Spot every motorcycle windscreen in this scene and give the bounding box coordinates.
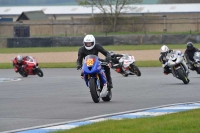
[194,52,200,62]
[83,55,101,74]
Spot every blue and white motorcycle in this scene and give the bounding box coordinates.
[82,55,112,103]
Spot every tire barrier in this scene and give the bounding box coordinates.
[6,35,200,47]
[7,37,114,47]
[115,35,198,45]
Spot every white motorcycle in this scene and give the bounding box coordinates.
[166,50,189,84]
[193,51,200,74]
[112,54,141,77]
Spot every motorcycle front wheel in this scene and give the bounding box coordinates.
[89,78,100,103]
[129,64,141,76]
[196,67,200,74]
[176,69,189,84]
[35,68,43,77]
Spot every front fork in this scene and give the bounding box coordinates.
[181,60,189,74]
[85,73,104,89]
[172,63,189,78]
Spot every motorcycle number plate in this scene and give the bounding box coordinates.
[86,59,94,66]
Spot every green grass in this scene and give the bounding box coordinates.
[0,61,161,69]
[0,63,76,69]
[51,108,200,133]
[1,44,200,53]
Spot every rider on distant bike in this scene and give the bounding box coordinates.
[13,55,36,72]
[159,45,173,75]
[184,42,200,71]
[109,51,129,76]
[13,55,26,72]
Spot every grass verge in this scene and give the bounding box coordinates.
[1,44,200,53]
[0,60,160,69]
[51,108,200,133]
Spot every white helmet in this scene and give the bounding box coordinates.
[160,45,169,56]
[160,45,169,53]
[16,55,23,63]
[83,34,95,50]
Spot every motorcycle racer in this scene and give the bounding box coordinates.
[13,55,27,72]
[76,34,113,90]
[184,42,200,71]
[109,51,129,76]
[159,45,173,75]
[13,55,37,73]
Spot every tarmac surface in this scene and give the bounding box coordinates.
[1,68,200,132]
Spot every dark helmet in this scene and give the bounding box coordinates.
[187,42,194,51]
[109,51,115,58]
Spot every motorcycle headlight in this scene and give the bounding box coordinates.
[172,58,177,62]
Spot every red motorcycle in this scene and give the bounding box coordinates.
[13,56,43,77]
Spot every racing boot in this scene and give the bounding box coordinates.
[107,82,113,91]
[163,66,171,75]
[14,67,19,73]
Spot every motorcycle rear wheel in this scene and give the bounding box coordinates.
[36,68,43,77]
[176,69,189,84]
[129,64,141,76]
[89,78,100,103]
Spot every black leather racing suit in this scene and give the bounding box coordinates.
[110,54,127,74]
[111,54,123,65]
[159,50,173,74]
[184,47,200,70]
[76,43,113,89]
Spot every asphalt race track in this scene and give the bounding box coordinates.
[1,68,200,132]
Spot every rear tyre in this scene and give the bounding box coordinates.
[129,64,141,76]
[36,68,43,77]
[176,69,189,84]
[102,90,112,102]
[89,78,100,103]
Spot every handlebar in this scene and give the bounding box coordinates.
[99,59,109,66]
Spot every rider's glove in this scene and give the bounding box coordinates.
[108,63,112,68]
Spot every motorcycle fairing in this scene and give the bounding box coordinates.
[83,55,107,87]
[193,52,200,67]
[119,54,135,68]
